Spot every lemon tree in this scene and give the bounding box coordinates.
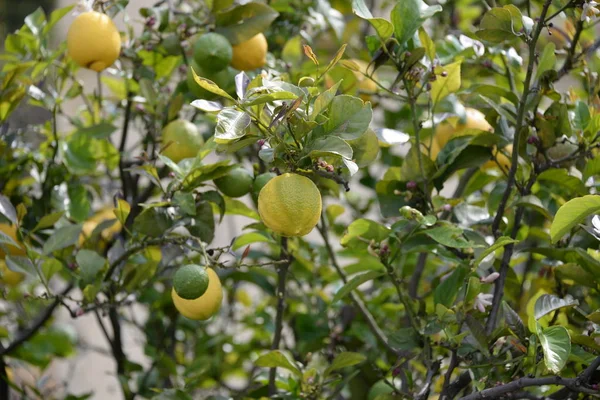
[1,0,600,399]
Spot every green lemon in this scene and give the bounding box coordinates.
[173,264,209,300]
[193,32,233,72]
[214,167,254,198]
[252,172,277,202]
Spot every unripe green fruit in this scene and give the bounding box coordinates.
[173,264,209,300]
[214,167,254,198]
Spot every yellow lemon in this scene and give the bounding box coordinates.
[430,108,494,160]
[258,173,322,237]
[230,33,268,71]
[67,11,121,72]
[161,119,203,163]
[482,144,513,170]
[0,260,24,286]
[0,223,25,258]
[171,267,223,320]
[79,208,122,247]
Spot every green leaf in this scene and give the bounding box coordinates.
[534,294,579,320]
[324,352,366,377]
[43,5,74,35]
[477,7,518,43]
[434,266,468,307]
[187,202,214,243]
[183,161,233,190]
[311,81,340,121]
[215,3,279,45]
[537,169,587,197]
[232,232,273,251]
[472,236,518,269]
[214,108,252,143]
[43,224,83,255]
[555,263,597,288]
[352,0,394,41]
[574,101,591,131]
[32,211,65,232]
[76,250,107,285]
[502,301,527,340]
[41,258,62,281]
[538,324,571,374]
[465,314,490,357]
[418,27,436,61]
[323,95,373,140]
[244,91,297,106]
[67,184,91,223]
[306,136,353,160]
[391,0,442,47]
[133,208,173,238]
[24,7,46,36]
[535,42,556,80]
[430,60,461,105]
[5,255,36,276]
[191,67,235,100]
[340,219,390,247]
[173,192,196,216]
[550,195,600,243]
[255,350,301,376]
[401,145,436,182]
[225,197,260,220]
[332,270,385,303]
[389,328,420,350]
[424,225,478,249]
[76,123,117,139]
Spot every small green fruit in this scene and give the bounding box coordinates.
[214,167,254,198]
[173,264,209,300]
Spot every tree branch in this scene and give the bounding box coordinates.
[0,284,73,356]
[318,216,402,355]
[458,372,599,400]
[119,95,133,202]
[490,0,553,238]
[268,237,292,396]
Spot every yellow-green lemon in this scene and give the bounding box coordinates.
[230,33,268,71]
[67,11,121,72]
[171,267,223,320]
[161,119,203,163]
[258,173,322,237]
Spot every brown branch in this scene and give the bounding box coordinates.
[0,284,73,356]
[268,237,293,395]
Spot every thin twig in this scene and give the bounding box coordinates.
[119,95,133,201]
[268,237,292,395]
[318,216,401,355]
[0,284,73,356]
[490,0,553,238]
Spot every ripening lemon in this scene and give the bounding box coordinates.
[0,260,24,286]
[67,11,121,72]
[429,108,494,160]
[258,173,322,237]
[230,33,268,71]
[171,267,223,320]
[482,144,513,170]
[79,208,122,247]
[161,119,204,163]
[0,223,26,258]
